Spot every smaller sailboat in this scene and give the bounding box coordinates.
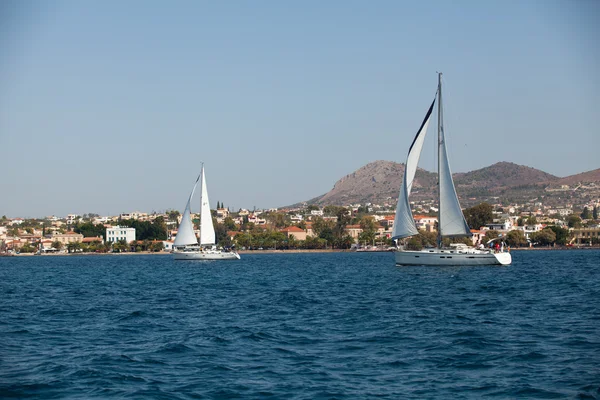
[172,164,240,261]
[392,73,511,266]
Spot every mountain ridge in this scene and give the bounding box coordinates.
[295,161,599,208]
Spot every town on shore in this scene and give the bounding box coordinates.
[2,194,599,256]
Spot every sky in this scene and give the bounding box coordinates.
[1,0,599,218]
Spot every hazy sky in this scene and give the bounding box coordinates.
[1,1,598,217]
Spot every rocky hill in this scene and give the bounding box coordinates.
[300,161,599,208]
[313,160,436,206]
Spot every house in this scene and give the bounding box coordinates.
[414,215,438,232]
[470,229,486,246]
[51,231,84,245]
[345,225,363,241]
[513,224,545,240]
[105,226,136,243]
[248,214,266,225]
[66,214,80,225]
[281,226,308,241]
[572,228,600,245]
[486,220,512,231]
[216,208,229,219]
[120,211,148,221]
[290,214,303,223]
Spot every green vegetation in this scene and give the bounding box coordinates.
[567,215,582,228]
[581,207,592,220]
[74,222,105,238]
[119,218,167,241]
[529,228,556,246]
[546,225,570,246]
[505,230,527,247]
[463,203,493,230]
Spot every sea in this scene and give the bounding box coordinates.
[1,250,599,399]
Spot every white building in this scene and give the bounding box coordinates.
[106,226,136,243]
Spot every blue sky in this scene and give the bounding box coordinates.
[1,0,598,217]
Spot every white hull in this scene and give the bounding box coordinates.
[173,250,240,261]
[395,248,511,266]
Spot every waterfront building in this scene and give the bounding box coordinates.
[106,226,136,243]
[281,226,308,241]
[51,231,84,245]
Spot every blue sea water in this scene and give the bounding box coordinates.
[1,250,599,399]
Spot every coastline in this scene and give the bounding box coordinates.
[2,246,598,257]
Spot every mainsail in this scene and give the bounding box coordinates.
[173,174,200,246]
[199,165,216,245]
[436,77,471,238]
[391,99,436,240]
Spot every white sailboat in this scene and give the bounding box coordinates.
[392,73,511,266]
[172,164,240,261]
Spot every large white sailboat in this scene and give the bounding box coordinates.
[172,164,240,261]
[392,73,511,266]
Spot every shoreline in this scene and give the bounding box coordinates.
[2,246,598,257]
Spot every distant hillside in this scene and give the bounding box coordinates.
[310,160,436,206]
[454,162,558,191]
[297,160,599,208]
[554,168,600,186]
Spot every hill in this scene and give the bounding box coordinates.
[311,160,435,206]
[554,168,600,186]
[298,161,599,208]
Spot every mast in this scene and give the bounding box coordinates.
[199,162,204,244]
[437,72,443,249]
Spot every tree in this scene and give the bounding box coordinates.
[223,217,237,231]
[112,239,128,252]
[74,222,105,238]
[336,234,355,249]
[20,243,36,253]
[358,230,376,245]
[581,207,592,220]
[505,230,527,247]
[67,242,81,253]
[464,203,494,230]
[359,216,377,232]
[51,240,63,250]
[593,207,598,220]
[214,222,232,247]
[266,212,287,228]
[530,228,556,246]
[483,230,500,244]
[119,219,167,240]
[546,225,570,246]
[323,205,345,216]
[567,215,582,228]
[167,210,180,222]
[406,235,423,250]
[311,216,334,237]
[333,208,352,244]
[526,216,537,225]
[151,241,164,252]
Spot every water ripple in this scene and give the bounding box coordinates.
[0,250,599,398]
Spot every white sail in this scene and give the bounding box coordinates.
[199,165,216,245]
[173,174,200,246]
[392,99,435,240]
[437,79,471,238]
